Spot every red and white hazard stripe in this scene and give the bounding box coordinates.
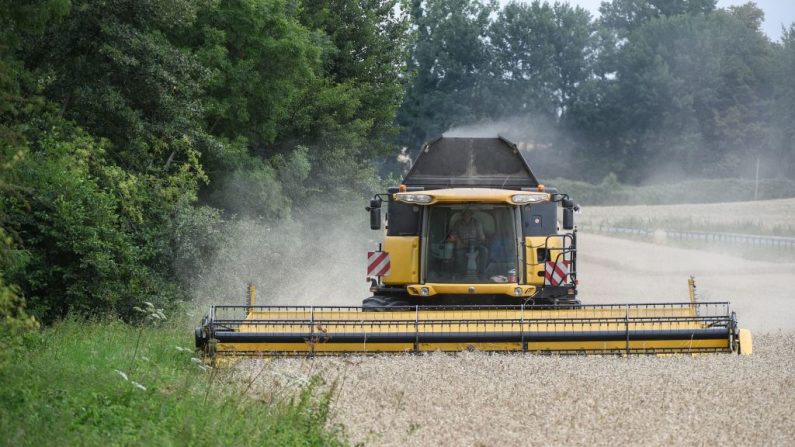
[367,251,391,277]
[544,260,570,286]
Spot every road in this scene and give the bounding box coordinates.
[577,233,795,332]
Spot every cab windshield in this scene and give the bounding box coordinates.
[425,204,518,284]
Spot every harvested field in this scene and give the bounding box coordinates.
[243,333,794,446]
[580,198,795,236]
[236,230,795,445]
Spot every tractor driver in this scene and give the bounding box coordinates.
[449,210,485,247]
[448,210,487,276]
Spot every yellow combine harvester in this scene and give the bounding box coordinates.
[195,137,752,357]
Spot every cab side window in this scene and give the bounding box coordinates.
[386,201,422,236]
[521,202,556,236]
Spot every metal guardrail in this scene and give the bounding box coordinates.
[579,224,795,249]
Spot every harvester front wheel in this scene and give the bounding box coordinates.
[362,295,413,311]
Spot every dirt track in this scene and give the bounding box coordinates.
[239,232,795,446]
[578,233,795,332]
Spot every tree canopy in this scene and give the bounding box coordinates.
[396,0,794,183]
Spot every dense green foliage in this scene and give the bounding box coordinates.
[0,0,406,324]
[0,317,344,446]
[398,0,795,184]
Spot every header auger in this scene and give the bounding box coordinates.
[195,137,752,357]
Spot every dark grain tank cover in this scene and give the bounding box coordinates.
[403,137,539,189]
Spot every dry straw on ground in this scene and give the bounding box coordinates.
[241,333,794,446]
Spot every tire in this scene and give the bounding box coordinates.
[362,295,413,311]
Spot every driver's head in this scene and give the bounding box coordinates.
[462,210,473,222]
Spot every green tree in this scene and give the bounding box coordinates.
[26,0,208,175]
[771,24,795,178]
[189,0,320,147]
[1,1,213,322]
[398,0,497,148]
[298,0,408,156]
[488,1,595,118]
[573,5,774,181]
[600,0,716,36]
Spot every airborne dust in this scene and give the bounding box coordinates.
[191,198,372,309]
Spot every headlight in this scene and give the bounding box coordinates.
[398,194,433,204]
[512,194,546,204]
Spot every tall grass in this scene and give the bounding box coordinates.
[0,317,345,446]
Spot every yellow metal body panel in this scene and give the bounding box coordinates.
[393,188,549,205]
[214,339,729,356]
[203,304,745,356]
[217,342,416,354]
[406,283,536,297]
[382,236,419,284]
[525,236,565,286]
[739,328,753,355]
[242,306,701,326]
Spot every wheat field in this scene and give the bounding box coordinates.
[236,202,795,446]
[242,332,793,446]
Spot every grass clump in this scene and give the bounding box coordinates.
[0,317,345,446]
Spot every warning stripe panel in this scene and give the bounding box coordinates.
[544,260,569,286]
[367,251,391,277]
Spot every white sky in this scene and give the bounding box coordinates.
[505,1,794,41]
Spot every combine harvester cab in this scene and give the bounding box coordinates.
[195,137,752,357]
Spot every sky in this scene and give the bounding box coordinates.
[510,1,795,42]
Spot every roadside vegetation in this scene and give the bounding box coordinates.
[0,316,345,446]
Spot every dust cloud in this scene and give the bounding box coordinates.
[577,233,795,332]
[443,116,560,151]
[191,200,375,310]
[576,200,795,332]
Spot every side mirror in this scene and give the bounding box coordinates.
[368,199,382,230]
[562,198,574,209]
[563,208,574,230]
